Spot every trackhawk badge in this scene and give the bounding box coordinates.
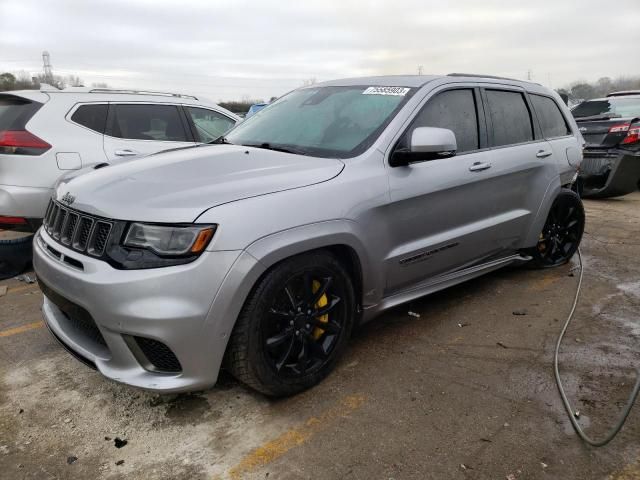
[61,192,76,206]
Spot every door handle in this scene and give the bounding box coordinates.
[468,162,492,172]
[536,150,553,158]
[114,149,139,157]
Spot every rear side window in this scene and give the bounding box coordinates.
[485,90,533,147]
[185,107,236,142]
[0,95,42,130]
[108,104,190,141]
[531,95,571,138]
[410,89,479,153]
[71,104,108,133]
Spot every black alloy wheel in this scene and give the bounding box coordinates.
[530,189,585,268]
[263,271,343,378]
[226,251,355,396]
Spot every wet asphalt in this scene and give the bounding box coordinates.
[1,193,639,480]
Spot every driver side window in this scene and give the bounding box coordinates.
[400,89,480,154]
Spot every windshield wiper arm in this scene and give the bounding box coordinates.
[245,143,308,156]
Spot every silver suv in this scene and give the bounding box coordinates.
[0,87,239,231]
[33,75,585,396]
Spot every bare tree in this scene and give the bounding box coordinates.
[561,75,640,101]
[65,75,83,87]
[0,72,16,91]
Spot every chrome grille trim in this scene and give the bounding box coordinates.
[73,217,95,251]
[42,200,114,258]
[87,221,112,256]
[61,213,79,245]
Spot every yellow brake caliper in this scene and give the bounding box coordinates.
[537,232,547,252]
[312,279,329,340]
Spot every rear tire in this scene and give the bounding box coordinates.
[528,189,585,269]
[0,233,33,280]
[226,251,355,397]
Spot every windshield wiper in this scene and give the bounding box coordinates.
[574,113,622,122]
[208,136,234,145]
[244,143,309,156]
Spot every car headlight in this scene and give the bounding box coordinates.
[124,223,216,256]
[104,223,217,270]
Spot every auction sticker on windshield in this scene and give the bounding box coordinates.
[363,87,410,96]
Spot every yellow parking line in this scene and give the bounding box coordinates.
[0,321,44,338]
[223,394,366,480]
[608,458,640,480]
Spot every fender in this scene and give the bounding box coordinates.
[245,219,382,310]
[523,176,562,247]
[199,220,382,381]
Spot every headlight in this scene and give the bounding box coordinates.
[124,223,216,256]
[104,223,217,270]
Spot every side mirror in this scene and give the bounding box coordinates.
[390,127,457,167]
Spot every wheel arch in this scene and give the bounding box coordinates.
[245,220,377,312]
[523,178,563,248]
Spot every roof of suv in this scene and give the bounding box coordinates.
[2,87,238,118]
[316,73,542,89]
[49,86,202,100]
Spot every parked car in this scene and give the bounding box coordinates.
[34,74,584,396]
[0,87,240,233]
[571,95,640,198]
[245,102,268,118]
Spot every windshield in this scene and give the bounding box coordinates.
[224,85,415,158]
[572,97,640,119]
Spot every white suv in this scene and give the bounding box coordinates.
[0,87,240,232]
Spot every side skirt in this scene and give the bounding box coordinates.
[360,253,531,323]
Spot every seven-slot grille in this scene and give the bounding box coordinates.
[43,200,113,257]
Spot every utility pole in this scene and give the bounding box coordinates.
[527,69,532,81]
[418,65,423,76]
[42,51,53,84]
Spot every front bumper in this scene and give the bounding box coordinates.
[0,184,52,231]
[33,227,260,393]
[579,150,640,198]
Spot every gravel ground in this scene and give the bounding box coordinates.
[1,193,639,480]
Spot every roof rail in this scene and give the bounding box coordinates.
[447,73,535,84]
[606,90,640,97]
[87,88,198,100]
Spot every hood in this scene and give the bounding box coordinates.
[54,145,344,223]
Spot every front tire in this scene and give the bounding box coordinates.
[528,189,585,268]
[226,251,356,397]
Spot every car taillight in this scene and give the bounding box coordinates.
[622,123,640,145]
[608,122,640,145]
[608,123,630,133]
[0,216,28,225]
[0,130,51,155]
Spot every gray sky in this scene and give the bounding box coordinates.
[1,0,639,101]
